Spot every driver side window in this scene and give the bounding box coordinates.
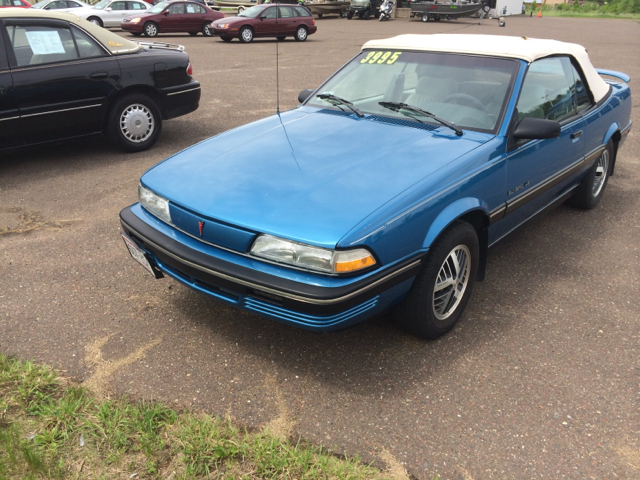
[169,3,185,13]
[262,7,277,19]
[517,56,578,123]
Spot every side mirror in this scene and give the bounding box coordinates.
[163,9,169,14]
[259,14,267,19]
[298,89,314,103]
[513,117,561,140]
[105,6,112,10]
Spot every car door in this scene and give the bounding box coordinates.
[254,6,277,36]
[0,24,22,149]
[102,0,129,27]
[184,3,206,32]
[497,56,586,237]
[5,20,121,145]
[277,6,296,35]
[164,2,187,31]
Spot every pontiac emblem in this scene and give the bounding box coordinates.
[198,221,205,237]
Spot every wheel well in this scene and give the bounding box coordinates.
[457,210,489,282]
[610,131,621,176]
[103,86,166,131]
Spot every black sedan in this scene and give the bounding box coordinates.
[0,9,200,152]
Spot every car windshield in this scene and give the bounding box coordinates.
[92,0,110,9]
[238,5,265,17]
[147,1,169,13]
[306,51,519,133]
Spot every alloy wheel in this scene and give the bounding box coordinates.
[591,149,609,197]
[432,245,471,321]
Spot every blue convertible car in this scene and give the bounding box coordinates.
[120,34,632,338]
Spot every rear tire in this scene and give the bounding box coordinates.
[144,22,158,37]
[346,9,353,18]
[363,8,370,19]
[237,5,244,12]
[294,25,307,41]
[393,221,479,339]
[202,22,213,36]
[108,94,162,153]
[276,35,286,41]
[340,8,346,17]
[189,32,198,36]
[316,12,323,17]
[569,140,614,209]
[239,26,253,43]
[421,13,429,21]
[131,32,142,36]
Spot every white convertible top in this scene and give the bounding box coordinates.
[363,34,610,102]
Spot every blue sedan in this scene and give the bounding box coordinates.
[120,34,632,339]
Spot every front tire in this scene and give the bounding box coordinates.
[363,8,370,19]
[294,25,307,41]
[87,16,103,27]
[393,221,479,339]
[421,13,430,21]
[108,94,162,153]
[239,26,253,43]
[276,35,286,41]
[144,22,158,37]
[346,9,353,18]
[131,32,142,36]
[202,22,213,36]
[220,35,233,42]
[569,140,614,209]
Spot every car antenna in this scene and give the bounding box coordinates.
[276,9,280,114]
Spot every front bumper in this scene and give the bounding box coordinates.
[120,205,422,331]
[121,22,143,33]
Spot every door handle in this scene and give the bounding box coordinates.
[571,130,583,139]
[90,71,109,79]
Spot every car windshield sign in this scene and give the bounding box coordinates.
[306,51,519,133]
[238,5,265,17]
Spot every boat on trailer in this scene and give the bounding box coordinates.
[409,0,490,21]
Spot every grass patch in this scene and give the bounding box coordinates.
[0,354,392,479]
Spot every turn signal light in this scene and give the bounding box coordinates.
[334,254,376,273]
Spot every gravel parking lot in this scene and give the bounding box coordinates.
[1,14,639,479]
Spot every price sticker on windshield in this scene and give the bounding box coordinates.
[360,51,402,65]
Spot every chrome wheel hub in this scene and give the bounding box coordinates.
[592,149,609,197]
[242,29,252,41]
[120,104,154,144]
[297,28,306,40]
[146,24,157,35]
[433,245,470,321]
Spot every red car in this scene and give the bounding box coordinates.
[0,0,31,7]
[121,0,223,37]
[210,4,316,43]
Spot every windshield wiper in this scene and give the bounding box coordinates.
[317,93,364,118]
[378,101,463,136]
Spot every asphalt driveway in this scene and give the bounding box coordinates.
[1,14,639,479]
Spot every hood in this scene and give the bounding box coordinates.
[141,108,489,249]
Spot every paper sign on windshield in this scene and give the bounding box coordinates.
[25,31,66,55]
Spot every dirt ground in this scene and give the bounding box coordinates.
[1,14,639,479]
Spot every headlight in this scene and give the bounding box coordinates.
[217,23,229,28]
[250,234,376,274]
[138,184,171,224]
[130,17,141,23]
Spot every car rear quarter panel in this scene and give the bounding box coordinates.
[581,82,632,155]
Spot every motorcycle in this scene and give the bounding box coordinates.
[378,0,393,20]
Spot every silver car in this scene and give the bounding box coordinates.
[74,0,150,27]
[31,0,91,12]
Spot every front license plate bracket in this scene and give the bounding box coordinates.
[121,233,164,279]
